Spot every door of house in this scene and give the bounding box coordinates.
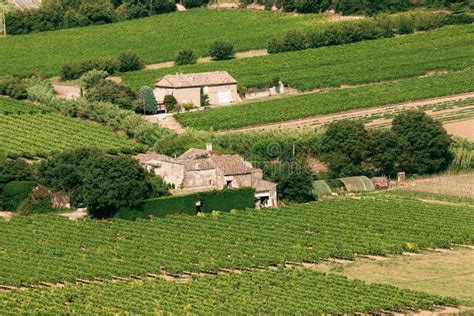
[217,91,232,104]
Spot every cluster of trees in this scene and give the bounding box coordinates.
[175,40,235,66]
[6,0,177,35]
[318,111,453,178]
[1,148,171,217]
[26,79,175,147]
[250,0,471,14]
[268,11,473,53]
[60,50,144,80]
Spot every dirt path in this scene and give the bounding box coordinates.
[59,208,87,221]
[146,49,268,70]
[0,211,14,222]
[144,113,186,133]
[224,92,474,133]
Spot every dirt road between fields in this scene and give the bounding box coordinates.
[224,92,474,133]
[13,0,38,9]
[146,49,268,70]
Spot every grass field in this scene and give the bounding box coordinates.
[0,196,472,286]
[0,9,327,77]
[0,98,143,157]
[0,269,458,314]
[175,69,474,130]
[316,247,474,307]
[123,25,474,90]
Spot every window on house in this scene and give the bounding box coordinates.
[226,180,233,188]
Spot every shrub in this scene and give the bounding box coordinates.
[182,0,210,8]
[16,187,53,215]
[394,15,415,35]
[175,49,198,66]
[164,95,178,112]
[138,86,158,115]
[209,40,235,61]
[79,70,109,90]
[182,102,195,112]
[445,13,473,25]
[2,181,36,211]
[0,77,29,100]
[281,30,308,51]
[118,50,145,72]
[267,37,285,53]
[84,80,137,110]
[78,2,118,25]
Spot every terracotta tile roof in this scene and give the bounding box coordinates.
[134,153,177,165]
[178,148,209,160]
[181,159,216,171]
[155,71,237,88]
[209,155,254,175]
[254,179,277,193]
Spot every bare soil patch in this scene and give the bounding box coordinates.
[401,172,474,199]
[312,247,474,307]
[59,208,87,221]
[443,119,474,141]
[0,211,14,221]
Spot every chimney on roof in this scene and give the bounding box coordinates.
[206,143,213,152]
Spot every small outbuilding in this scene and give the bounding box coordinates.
[154,71,240,108]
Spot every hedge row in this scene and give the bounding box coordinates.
[60,50,144,80]
[115,187,256,220]
[268,12,473,53]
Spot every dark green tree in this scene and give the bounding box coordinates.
[209,40,235,61]
[368,129,400,176]
[266,160,315,203]
[320,119,371,177]
[138,86,158,114]
[118,50,145,72]
[392,111,453,175]
[163,94,178,112]
[81,155,150,218]
[85,80,137,110]
[175,48,198,66]
[38,148,102,206]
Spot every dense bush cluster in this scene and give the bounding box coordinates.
[37,147,170,218]
[116,187,255,219]
[0,72,42,100]
[209,40,235,61]
[268,11,473,53]
[255,0,471,14]
[6,0,176,35]
[26,79,175,147]
[60,50,144,80]
[319,111,453,177]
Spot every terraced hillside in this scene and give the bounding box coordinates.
[0,269,458,314]
[124,25,474,90]
[175,70,474,130]
[0,197,472,286]
[0,9,326,76]
[0,98,144,157]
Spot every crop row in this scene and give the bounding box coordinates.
[0,113,144,157]
[0,97,50,114]
[124,25,474,91]
[0,197,472,286]
[0,9,326,77]
[0,269,457,314]
[175,69,474,130]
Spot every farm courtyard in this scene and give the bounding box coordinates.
[0,0,473,314]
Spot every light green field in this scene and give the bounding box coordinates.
[0,269,458,314]
[0,9,327,76]
[123,25,474,90]
[0,98,143,157]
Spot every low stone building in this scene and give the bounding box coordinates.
[135,146,277,208]
[154,71,240,108]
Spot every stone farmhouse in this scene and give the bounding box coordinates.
[135,146,277,208]
[154,71,240,109]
